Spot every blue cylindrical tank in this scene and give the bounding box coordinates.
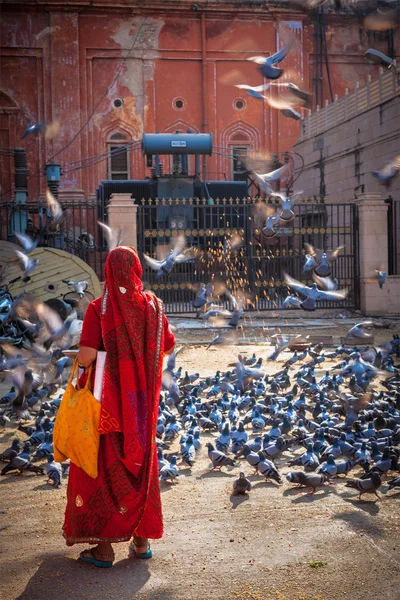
[142,133,212,155]
[45,163,61,182]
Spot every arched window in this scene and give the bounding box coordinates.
[107,131,130,180]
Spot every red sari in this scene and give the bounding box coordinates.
[63,247,175,545]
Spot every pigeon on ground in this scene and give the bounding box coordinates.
[347,322,373,339]
[45,454,62,488]
[0,438,21,462]
[232,471,252,494]
[206,442,236,470]
[159,455,179,483]
[1,450,44,476]
[387,476,400,492]
[345,472,382,501]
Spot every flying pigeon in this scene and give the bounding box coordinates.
[248,40,294,80]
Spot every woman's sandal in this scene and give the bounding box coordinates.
[79,548,114,568]
[129,540,153,559]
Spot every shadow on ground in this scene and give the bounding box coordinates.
[16,553,152,600]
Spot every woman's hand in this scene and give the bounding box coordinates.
[78,346,98,368]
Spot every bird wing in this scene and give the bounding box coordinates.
[247,56,267,65]
[327,245,345,261]
[15,232,36,253]
[268,40,294,65]
[312,273,337,291]
[143,254,163,270]
[304,243,317,258]
[98,221,123,250]
[170,234,186,259]
[315,288,348,301]
[255,164,288,183]
[235,83,270,92]
[175,248,196,263]
[14,250,29,270]
[36,301,63,334]
[46,189,62,218]
[283,273,312,296]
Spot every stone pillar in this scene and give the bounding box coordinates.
[107,193,138,249]
[354,193,388,314]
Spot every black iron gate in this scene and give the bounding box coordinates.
[137,196,359,312]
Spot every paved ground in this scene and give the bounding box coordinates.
[1,315,400,600]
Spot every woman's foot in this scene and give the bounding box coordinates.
[129,536,152,559]
[79,544,115,567]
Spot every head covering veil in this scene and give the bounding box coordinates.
[99,247,164,486]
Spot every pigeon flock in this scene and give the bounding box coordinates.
[156,335,400,499]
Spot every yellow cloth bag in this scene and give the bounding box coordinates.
[53,359,101,479]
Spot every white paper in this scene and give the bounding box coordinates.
[93,351,107,403]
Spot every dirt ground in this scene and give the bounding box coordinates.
[1,314,400,600]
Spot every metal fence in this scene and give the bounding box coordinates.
[137,197,359,313]
[0,198,107,280]
[1,196,359,313]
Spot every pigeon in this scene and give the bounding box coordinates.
[232,471,252,494]
[281,107,302,120]
[234,82,271,100]
[262,212,281,238]
[304,243,344,278]
[387,476,400,492]
[45,189,69,230]
[159,455,179,483]
[98,222,123,251]
[297,471,329,495]
[303,254,317,273]
[248,40,294,80]
[15,233,38,254]
[13,250,39,282]
[192,284,212,310]
[270,190,302,222]
[372,155,400,188]
[282,295,302,309]
[347,322,373,339]
[284,274,348,311]
[345,472,382,501]
[257,458,282,483]
[21,120,60,140]
[62,279,89,298]
[206,442,236,470]
[253,165,288,195]
[0,438,21,462]
[21,121,45,139]
[45,454,62,488]
[312,273,339,292]
[375,270,387,289]
[1,450,44,476]
[143,235,195,278]
[207,331,237,350]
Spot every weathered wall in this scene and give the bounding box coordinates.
[293,72,400,275]
[293,95,400,200]
[0,0,399,203]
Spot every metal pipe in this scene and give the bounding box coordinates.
[201,11,208,179]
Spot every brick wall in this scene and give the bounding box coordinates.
[293,77,400,274]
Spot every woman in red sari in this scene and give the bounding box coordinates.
[63,246,175,567]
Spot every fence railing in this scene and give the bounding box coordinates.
[300,65,399,141]
[0,198,107,280]
[1,195,360,311]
